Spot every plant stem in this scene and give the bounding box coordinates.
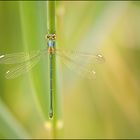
[47,1,57,138]
[47,1,56,34]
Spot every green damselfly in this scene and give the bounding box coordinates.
[0,34,105,118]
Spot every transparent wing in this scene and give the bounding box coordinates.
[5,55,41,79]
[56,51,96,80]
[56,48,105,64]
[0,50,42,64]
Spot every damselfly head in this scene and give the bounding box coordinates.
[45,34,56,40]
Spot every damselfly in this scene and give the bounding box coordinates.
[0,34,105,118]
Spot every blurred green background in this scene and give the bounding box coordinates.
[0,1,140,139]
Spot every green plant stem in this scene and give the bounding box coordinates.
[47,1,56,34]
[47,1,57,138]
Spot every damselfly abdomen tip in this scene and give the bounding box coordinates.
[49,110,53,119]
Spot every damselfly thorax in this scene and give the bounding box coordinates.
[47,44,55,55]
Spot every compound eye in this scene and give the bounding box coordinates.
[52,34,56,40]
[45,34,50,40]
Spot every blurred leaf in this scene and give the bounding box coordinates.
[0,99,30,138]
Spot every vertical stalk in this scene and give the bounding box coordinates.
[47,1,55,34]
[47,1,57,138]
